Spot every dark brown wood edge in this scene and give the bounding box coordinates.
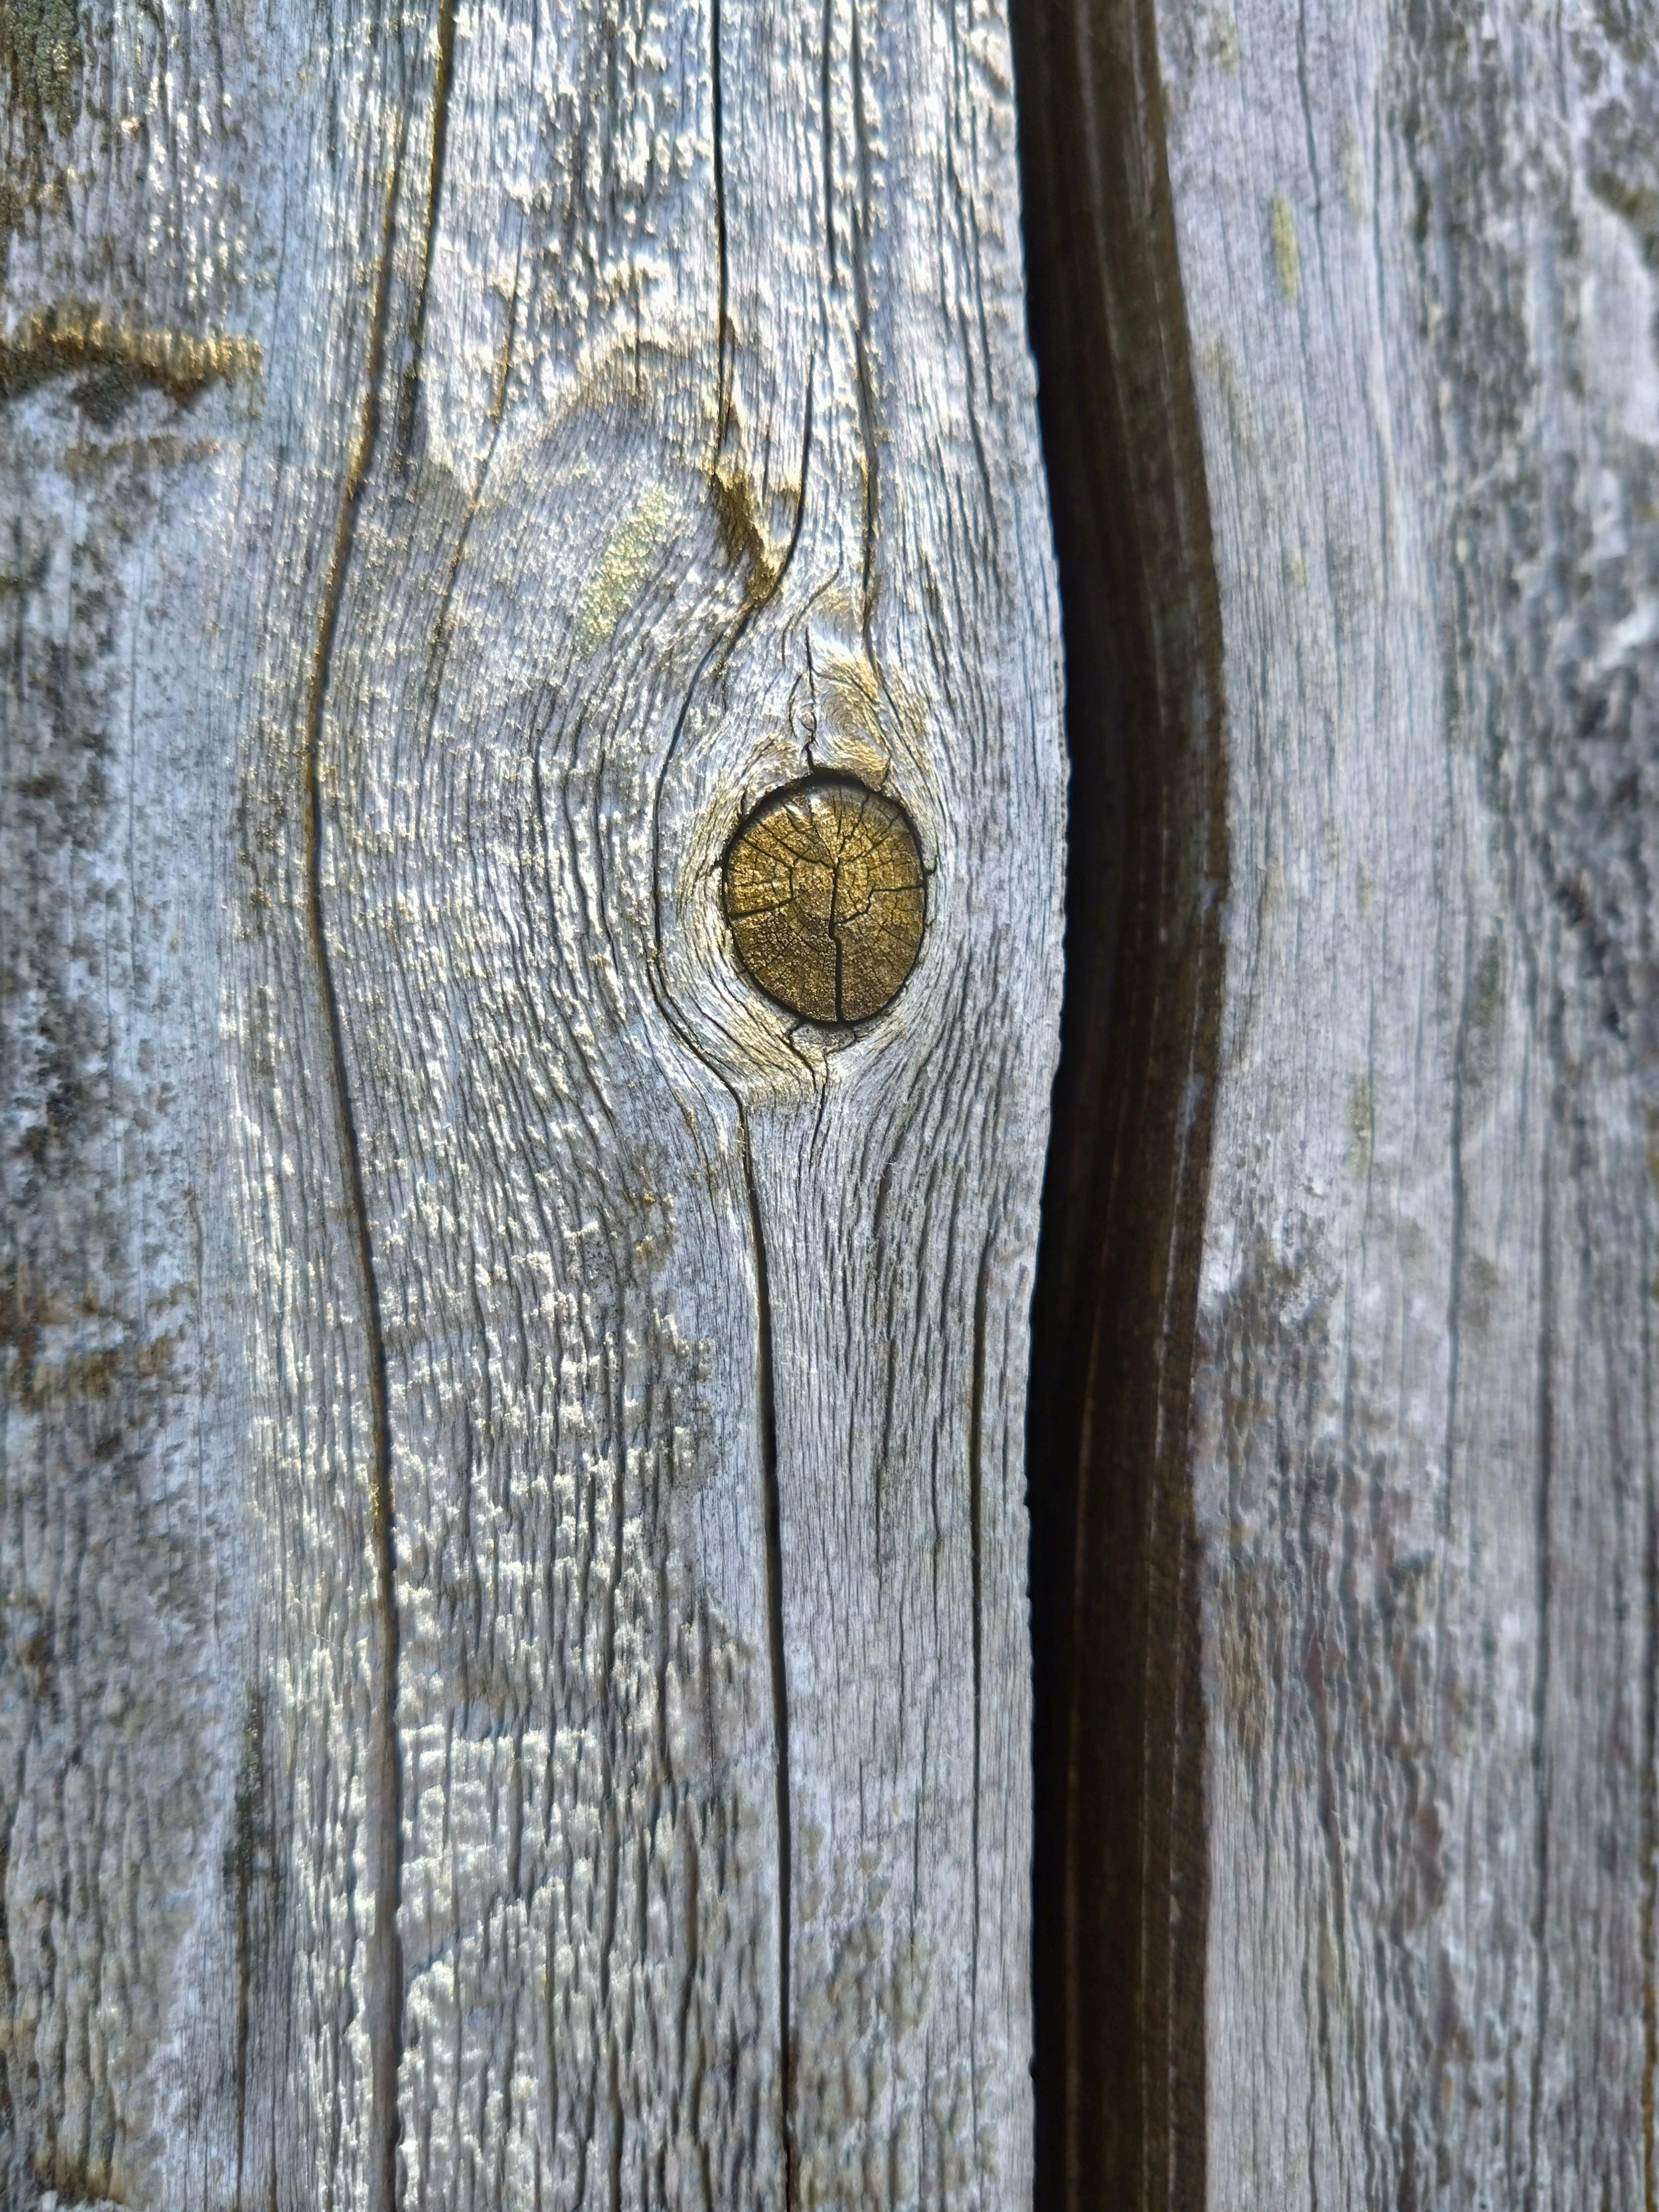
[1010,0,1228,2200]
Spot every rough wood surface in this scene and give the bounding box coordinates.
[1146,0,1659,2199]
[0,1,1064,2205]
[1016,0,1659,2194]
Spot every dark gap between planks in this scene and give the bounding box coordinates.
[1010,0,1227,2201]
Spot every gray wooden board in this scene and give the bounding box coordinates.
[0,1,1063,2207]
[2,7,411,2206]
[1149,0,1659,2198]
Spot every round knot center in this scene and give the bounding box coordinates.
[722,775,926,1024]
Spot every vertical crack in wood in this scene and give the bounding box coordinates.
[1161,1449,1204,2206]
[738,1114,794,2212]
[967,1239,991,2139]
[1443,914,1471,1557]
[398,0,459,455]
[1645,1138,1658,2212]
[1527,1129,1557,2208]
[0,1822,13,2178]
[648,773,798,2201]
[648,291,817,2212]
[845,2,880,661]
[1430,906,1475,2193]
[231,1682,266,2212]
[710,0,730,439]
[422,244,522,714]
[301,121,412,2212]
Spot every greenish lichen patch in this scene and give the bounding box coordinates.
[1347,1069,1374,1177]
[0,0,82,150]
[1205,13,1240,70]
[0,0,81,251]
[1339,127,1366,218]
[1586,92,1659,270]
[574,482,674,655]
[13,1327,177,1408]
[1270,191,1300,301]
[1463,925,1504,1100]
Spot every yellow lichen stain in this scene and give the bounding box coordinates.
[38,2144,133,2208]
[815,654,885,745]
[35,2152,128,2208]
[1339,127,1366,218]
[17,1328,177,1408]
[1347,1070,1374,1179]
[64,435,221,484]
[1270,192,1300,302]
[0,1270,66,1344]
[631,1184,677,1268]
[1205,12,1241,69]
[804,652,908,790]
[1,0,82,148]
[574,482,674,657]
[0,299,263,405]
[1201,334,1261,462]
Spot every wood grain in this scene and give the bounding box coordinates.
[2,6,416,2204]
[1017,0,1659,2194]
[1,0,1063,2206]
[1146,0,1659,2198]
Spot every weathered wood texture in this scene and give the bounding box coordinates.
[1023,0,1659,2198]
[0,0,1064,2204]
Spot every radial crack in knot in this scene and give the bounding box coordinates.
[723,773,926,1023]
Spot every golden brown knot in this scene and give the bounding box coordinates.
[722,775,926,1024]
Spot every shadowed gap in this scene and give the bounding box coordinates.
[1010,0,1227,2200]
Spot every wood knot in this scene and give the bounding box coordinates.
[722,774,925,1024]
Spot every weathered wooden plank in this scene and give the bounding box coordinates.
[317,0,1063,2198]
[2,0,1063,2206]
[1137,0,1659,2199]
[1016,0,1658,2193]
[2,6,421,2206]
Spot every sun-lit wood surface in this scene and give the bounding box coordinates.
[0,0,1063,2203]
[1018,0,1659,2200]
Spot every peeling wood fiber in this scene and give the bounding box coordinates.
[0,1,1063,2209]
